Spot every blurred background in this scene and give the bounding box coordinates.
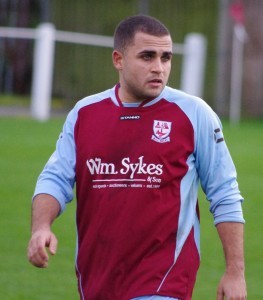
[0,0,263,119]
[0,1,262,299]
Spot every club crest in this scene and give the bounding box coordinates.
[152,120,172,143]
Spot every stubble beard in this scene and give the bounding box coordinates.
[126,81,164,103]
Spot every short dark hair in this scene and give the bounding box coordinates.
[114,15,171,52]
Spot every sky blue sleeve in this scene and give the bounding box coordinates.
[33,107,78,213]
[194,103,244,225]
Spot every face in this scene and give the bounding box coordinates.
[113,32,173,103]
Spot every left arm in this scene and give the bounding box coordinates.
[216,222,246,300]
[194,102,246,299]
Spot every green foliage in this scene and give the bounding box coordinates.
[0,117,262,299]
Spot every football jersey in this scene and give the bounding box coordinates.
[34,84,244,300]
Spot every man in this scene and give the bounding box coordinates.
[27,15,246,300]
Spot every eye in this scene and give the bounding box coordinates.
[161,54,172,62]
[142,53,153,61]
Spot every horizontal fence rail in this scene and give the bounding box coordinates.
[0,23,206,121]
[0,27,36,39]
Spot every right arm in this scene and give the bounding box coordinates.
[27,194,61,268]
[27,109,78,268]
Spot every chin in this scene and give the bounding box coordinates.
[148,87,164,98]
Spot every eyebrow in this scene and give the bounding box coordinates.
[138,50,173,56]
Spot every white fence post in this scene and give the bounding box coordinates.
[30,23,55,121]
[0,24,206,119]
[229,24,247,124]
[180,33,207,98]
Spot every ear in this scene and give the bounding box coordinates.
[112,50,123,71]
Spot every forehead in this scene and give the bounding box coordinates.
[130,32,172,53]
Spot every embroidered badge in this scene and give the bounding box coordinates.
[151,120,172,143]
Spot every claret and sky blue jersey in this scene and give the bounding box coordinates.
[34,84,244,300]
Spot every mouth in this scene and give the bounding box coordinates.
[148,79,163,87]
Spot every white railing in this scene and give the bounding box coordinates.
[0,23,207,121]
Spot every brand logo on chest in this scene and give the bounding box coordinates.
[151,120,172,143]
[120,115,141,120]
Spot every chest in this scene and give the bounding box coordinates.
[74,99,194,182]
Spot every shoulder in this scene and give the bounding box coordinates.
[64,86,116,126]
[162,87,218,122]
[162,86,212,112]
[75,87,115,111]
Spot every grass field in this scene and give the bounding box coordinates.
[0,116,262,299]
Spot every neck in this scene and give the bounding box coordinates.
[115,83,161,108]
[118,85,144,104]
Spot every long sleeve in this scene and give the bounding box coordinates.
[194,104,244,225]
[33,108,78,213]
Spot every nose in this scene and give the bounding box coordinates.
[151,58,163,74]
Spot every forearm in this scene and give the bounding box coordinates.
[28,194,61,268]
[216,222,246,299]
[216,222,245,273]
[31,194,61,233]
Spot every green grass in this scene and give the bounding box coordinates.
[0,93,67,110]
[0,116,262,299]
[194,119,263,299]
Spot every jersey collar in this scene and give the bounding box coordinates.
[114,83,160,108]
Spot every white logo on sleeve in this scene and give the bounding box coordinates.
[152,120,172,143]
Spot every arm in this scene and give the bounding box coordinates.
[27,194,61,268]
[216,222,246,300]
[193,104,246,298]
[27,109,77,268]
